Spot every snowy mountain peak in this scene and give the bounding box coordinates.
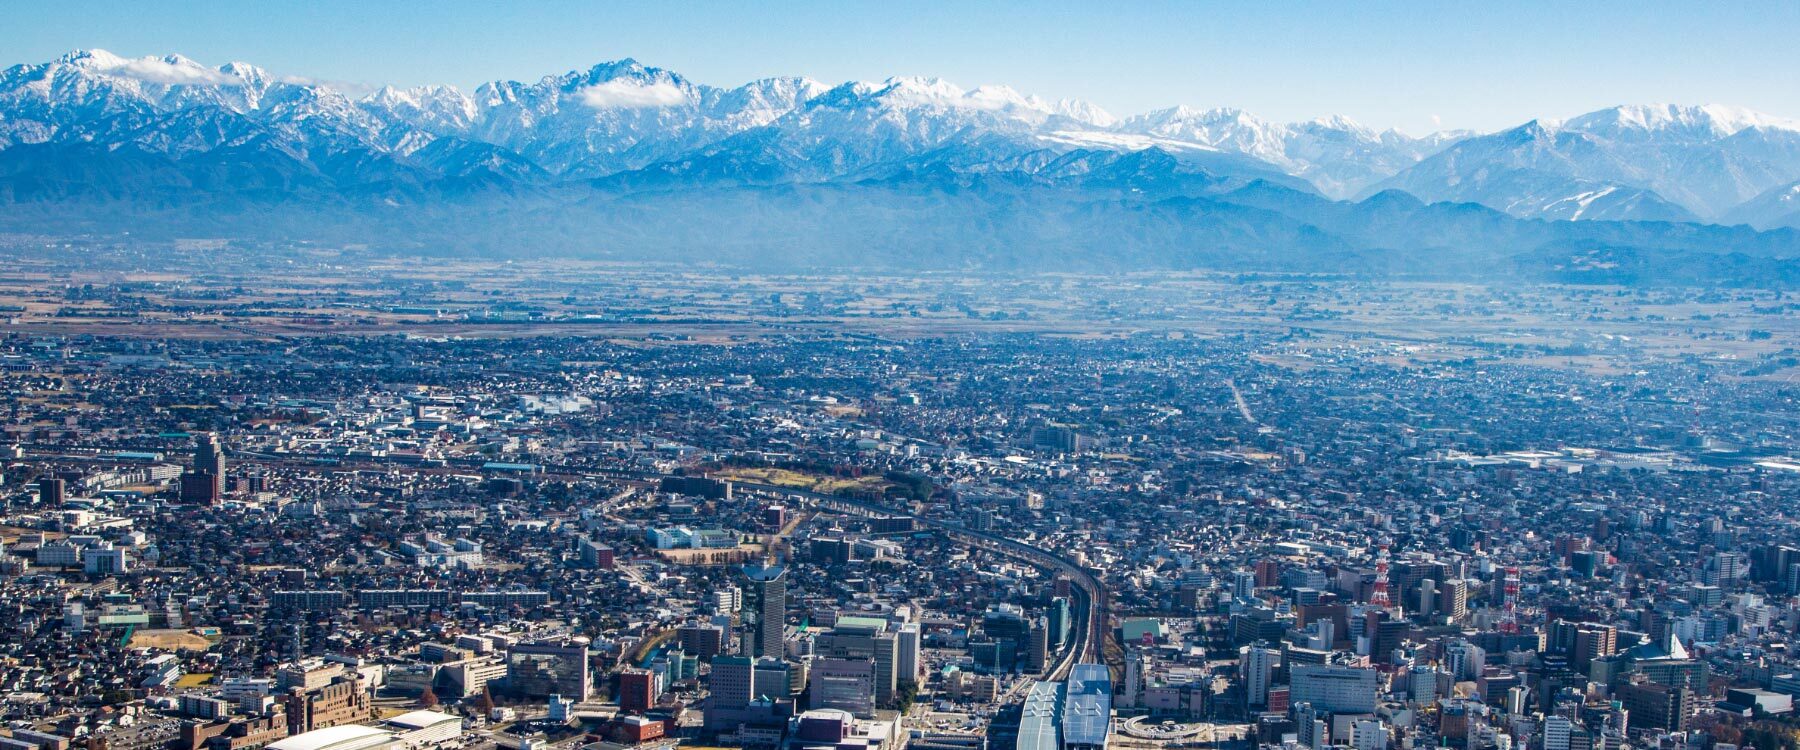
[362,84,478,122]
[1559,103,1800,138]
[61,48,240,87]
[1304,114,1370,133]
[0,50,1467,200]
[218,61,272,87]
[1374,103,1800,222]
[1508,119,1553,139]
[574,58,687,88]
[783,75,1112,134]
[875,76,969,105]
[56,48,130,69]
[1132,105,1239,127]
[1052,99,1117,128]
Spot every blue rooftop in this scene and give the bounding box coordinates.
[481,462,540,472]
[1061,664,1112,749]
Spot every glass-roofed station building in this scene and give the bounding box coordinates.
[1018,664,1113,750]
[1017,681,1062,750]
[1062,664,1113,750]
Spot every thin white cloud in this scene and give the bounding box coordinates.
[578,79,688,109]
[111,58,242,87]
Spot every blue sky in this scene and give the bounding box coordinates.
[6,0,1797,134]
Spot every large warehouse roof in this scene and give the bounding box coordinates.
[268,725,395,750]
[382,710,461,731]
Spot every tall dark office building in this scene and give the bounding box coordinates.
[1368,611,1409,665]
[743,561,787,658]
[180,472,221,505]
[195,433,226,497]
[1618,680,1694,731]
[181,433,227,504]
[1550,621,1618,673]
[37,477,65,505]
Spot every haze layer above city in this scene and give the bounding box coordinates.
[1,9,1798,750]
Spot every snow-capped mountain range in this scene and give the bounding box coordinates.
[1369,104,1800,225]
[4,49,1800,236]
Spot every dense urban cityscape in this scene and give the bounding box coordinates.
[0,247,1796,750]
[7,5,1800,750]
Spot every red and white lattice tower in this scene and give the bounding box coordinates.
[1499,566,1521,633]
[1370,544,1393,609]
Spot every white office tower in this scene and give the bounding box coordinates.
[1307,619,1335,650]
[1242,646,1279,708]
[1704,551,1748,586]
[1410,665,1439,703]
[714,587,742,616]
[896,623,922,684]
[1290,664,1379,714]
[1295,702,1325,750]
[1446,640,1486,681]
[1544,716,1574,750]
[84,545,130,575]
[1352,720,1388,750]
[1233,570,1257,600]
[1505,685,1531,716]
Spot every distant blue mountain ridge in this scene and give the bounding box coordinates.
[1,50,1797,284]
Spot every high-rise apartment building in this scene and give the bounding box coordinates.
[1241,646,1279,708]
